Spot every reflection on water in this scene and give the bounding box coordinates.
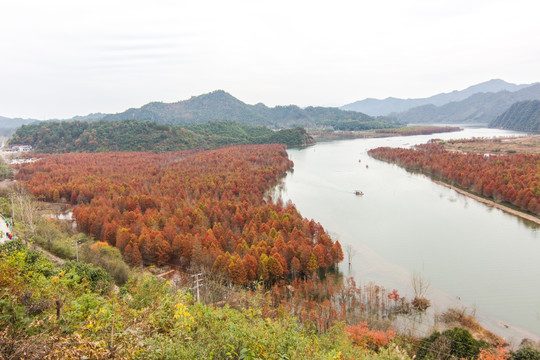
[275,127,540,340]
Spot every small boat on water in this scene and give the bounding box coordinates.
[354,190,364,196]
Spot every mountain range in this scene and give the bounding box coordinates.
[98,90,397,130]
[3,80,540,132]
[341,79,535,116]
[1,90,397,132]
[0,117,36,128]
[392,83,540,124]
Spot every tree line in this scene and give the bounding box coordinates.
[369,142,540,215]
[8,120,314,153]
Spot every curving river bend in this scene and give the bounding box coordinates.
[275,127,540,343]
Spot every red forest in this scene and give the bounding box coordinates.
[369,143,540,215]
[16,145,344,285]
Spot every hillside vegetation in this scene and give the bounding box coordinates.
[8,120,314,153]
[100,90,401,130]
[489,100,540,132]
[0,239,395,359]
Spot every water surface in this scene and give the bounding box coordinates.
[276,127,540,340]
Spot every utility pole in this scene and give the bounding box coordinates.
[75,239,83,261]
[191,273,203,302]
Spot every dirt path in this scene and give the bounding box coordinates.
[31,243,66,265]
[433,179,540,225]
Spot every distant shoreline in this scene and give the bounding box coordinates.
[433,179,540,226]
[310,125,462,142]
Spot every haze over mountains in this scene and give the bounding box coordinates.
[341,79,536,116]
[2,80,540,133]
[98,90,396,129]
[1,90,398,134]
[392,83,540,124]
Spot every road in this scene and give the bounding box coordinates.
[0,215,12,244]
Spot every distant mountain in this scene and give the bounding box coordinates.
[341,79,535,116]
[0,117,39,137]
[0,116,37,129]
[489,100,540,133]
[67,113,107,122]
[2,91,400,133]
[391,83,540,124]
[100,90,400,130]
[102,91,267,125]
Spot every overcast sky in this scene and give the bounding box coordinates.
[1,0,539,119]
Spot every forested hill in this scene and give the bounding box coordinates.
[489,100,540,132]
[100,90,400,130]
[8,120,315,153]
[391,83,540,124]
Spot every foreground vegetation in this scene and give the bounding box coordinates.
[1,178,539,358]
[0,240,372,359]
[8,120,314,153]
[2,193,539,359]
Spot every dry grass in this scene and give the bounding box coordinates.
[443,135,540,155]
[437,308,503,345]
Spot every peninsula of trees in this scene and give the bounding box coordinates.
[16,145,344,282]
[369,141,540,215]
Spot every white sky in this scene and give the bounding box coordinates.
[1,0,539,119]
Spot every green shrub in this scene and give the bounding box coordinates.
[80,242,131,285]
[416,327,479,360]
[60,261,112,294]
[511,347,540,360]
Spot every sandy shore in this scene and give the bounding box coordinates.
[432,179,540,226]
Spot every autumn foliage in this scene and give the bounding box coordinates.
[16,144,344,285]
[369,142,540,215]
[478,344,510,360]
[345,322,395,350]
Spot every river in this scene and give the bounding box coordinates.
[275,127,540,344]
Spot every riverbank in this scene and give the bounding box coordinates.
[433,179,540,226]
[280,127,540,341]
[442,134,540,155]
[310,126,463,142]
